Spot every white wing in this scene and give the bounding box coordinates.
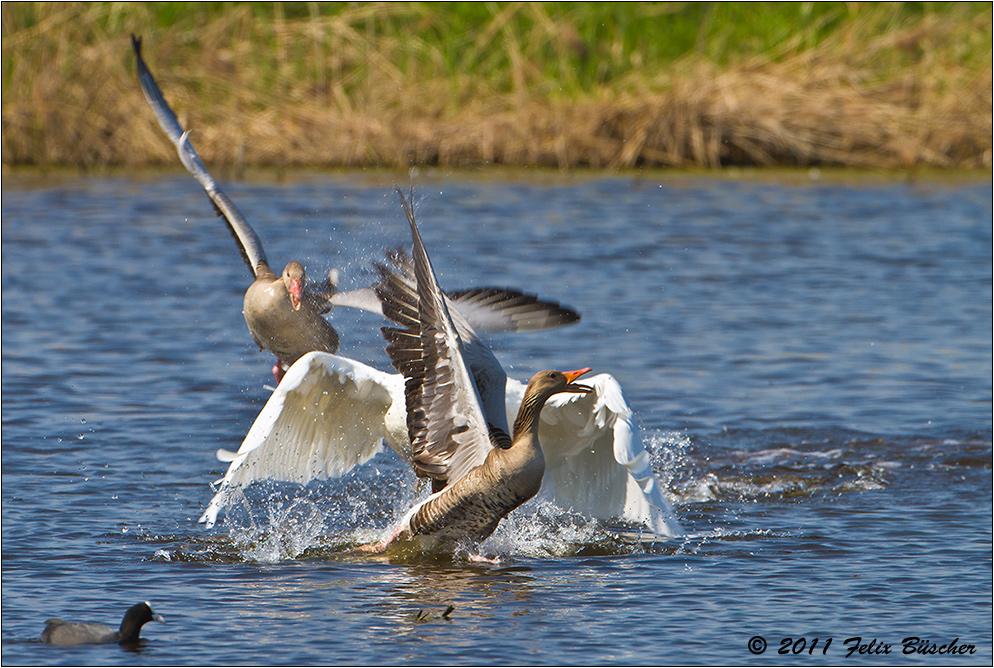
[505,373,683,538]
[201,355,681,537]
[199,352,406,527]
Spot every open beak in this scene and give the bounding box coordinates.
[288,279,303,311]
[562,367,593,393]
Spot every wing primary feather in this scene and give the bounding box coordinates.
[446,287,580,332]
[132,34,268,277]
[381,188,494,485]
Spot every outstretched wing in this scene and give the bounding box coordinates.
[504,373,683,538]
[132,34,268,278]
[199,352,406,527]
[199,355,680,537]
[445,287,580,332]
[377,249,580,333]
[332,282,581,335]
[389,189,494,486]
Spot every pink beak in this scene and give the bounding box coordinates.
[288,279,303,311]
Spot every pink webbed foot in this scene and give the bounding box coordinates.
[467,553,502,565]
[272,362,286,384]
[353,525,406,554]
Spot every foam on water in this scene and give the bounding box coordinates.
[173,422,926,564]
[185,427,699,563]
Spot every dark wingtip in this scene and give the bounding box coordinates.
[131,33,141,55]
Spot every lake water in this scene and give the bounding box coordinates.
[2,172,991,665]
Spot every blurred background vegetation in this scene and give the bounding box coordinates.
[2,1,991,171]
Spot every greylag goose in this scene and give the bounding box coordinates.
[198,199,682,538]
[132,36,579,382]
[132,35,337,382]
[40,602,164,646]
[199,351,682,540]
[363,189,594,549]
[378,368,594,548]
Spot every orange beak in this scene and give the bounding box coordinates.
[562,367,593,393]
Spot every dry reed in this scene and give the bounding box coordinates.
[2,2,991,171]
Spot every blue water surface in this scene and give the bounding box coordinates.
[2,172,991,665]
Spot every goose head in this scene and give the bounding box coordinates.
[281,261,306,310]
[527,367,593,401]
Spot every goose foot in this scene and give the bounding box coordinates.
[467,553,501,565]
[272,362,286,384]
[352,525,406,554]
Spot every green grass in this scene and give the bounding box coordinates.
[7,2,988,95]
[2,2,990,169]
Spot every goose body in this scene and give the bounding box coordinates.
[133,35,340,381]
[243,261,340,369]
[133,35,580,382]
[198,196,681,539]
[369,191,586,545]
[394,368,593,545]
[366,190,616,548]
[40,602,164,646]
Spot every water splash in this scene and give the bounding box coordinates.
[646,429,694,502]
[228,497,329,563]
[176,425,914,564]
[655,426,898,505]
[484,501,639,558]
[178,428,696,563]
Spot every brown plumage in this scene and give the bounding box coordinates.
[363,189,592,551]
[133,35,339,382]
[242,260,339,381]
[374,248,580,484]
[134,36,579,384]
[402,368,593,543]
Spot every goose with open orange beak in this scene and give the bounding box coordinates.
[360,190,600,551]
[392,367,595,546]
[199,191,682,541]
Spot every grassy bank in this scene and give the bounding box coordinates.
[2,2,991,171]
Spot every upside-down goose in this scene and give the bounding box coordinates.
[40,602,164,646]
[132,36,580,382]
[197,194,682,540]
